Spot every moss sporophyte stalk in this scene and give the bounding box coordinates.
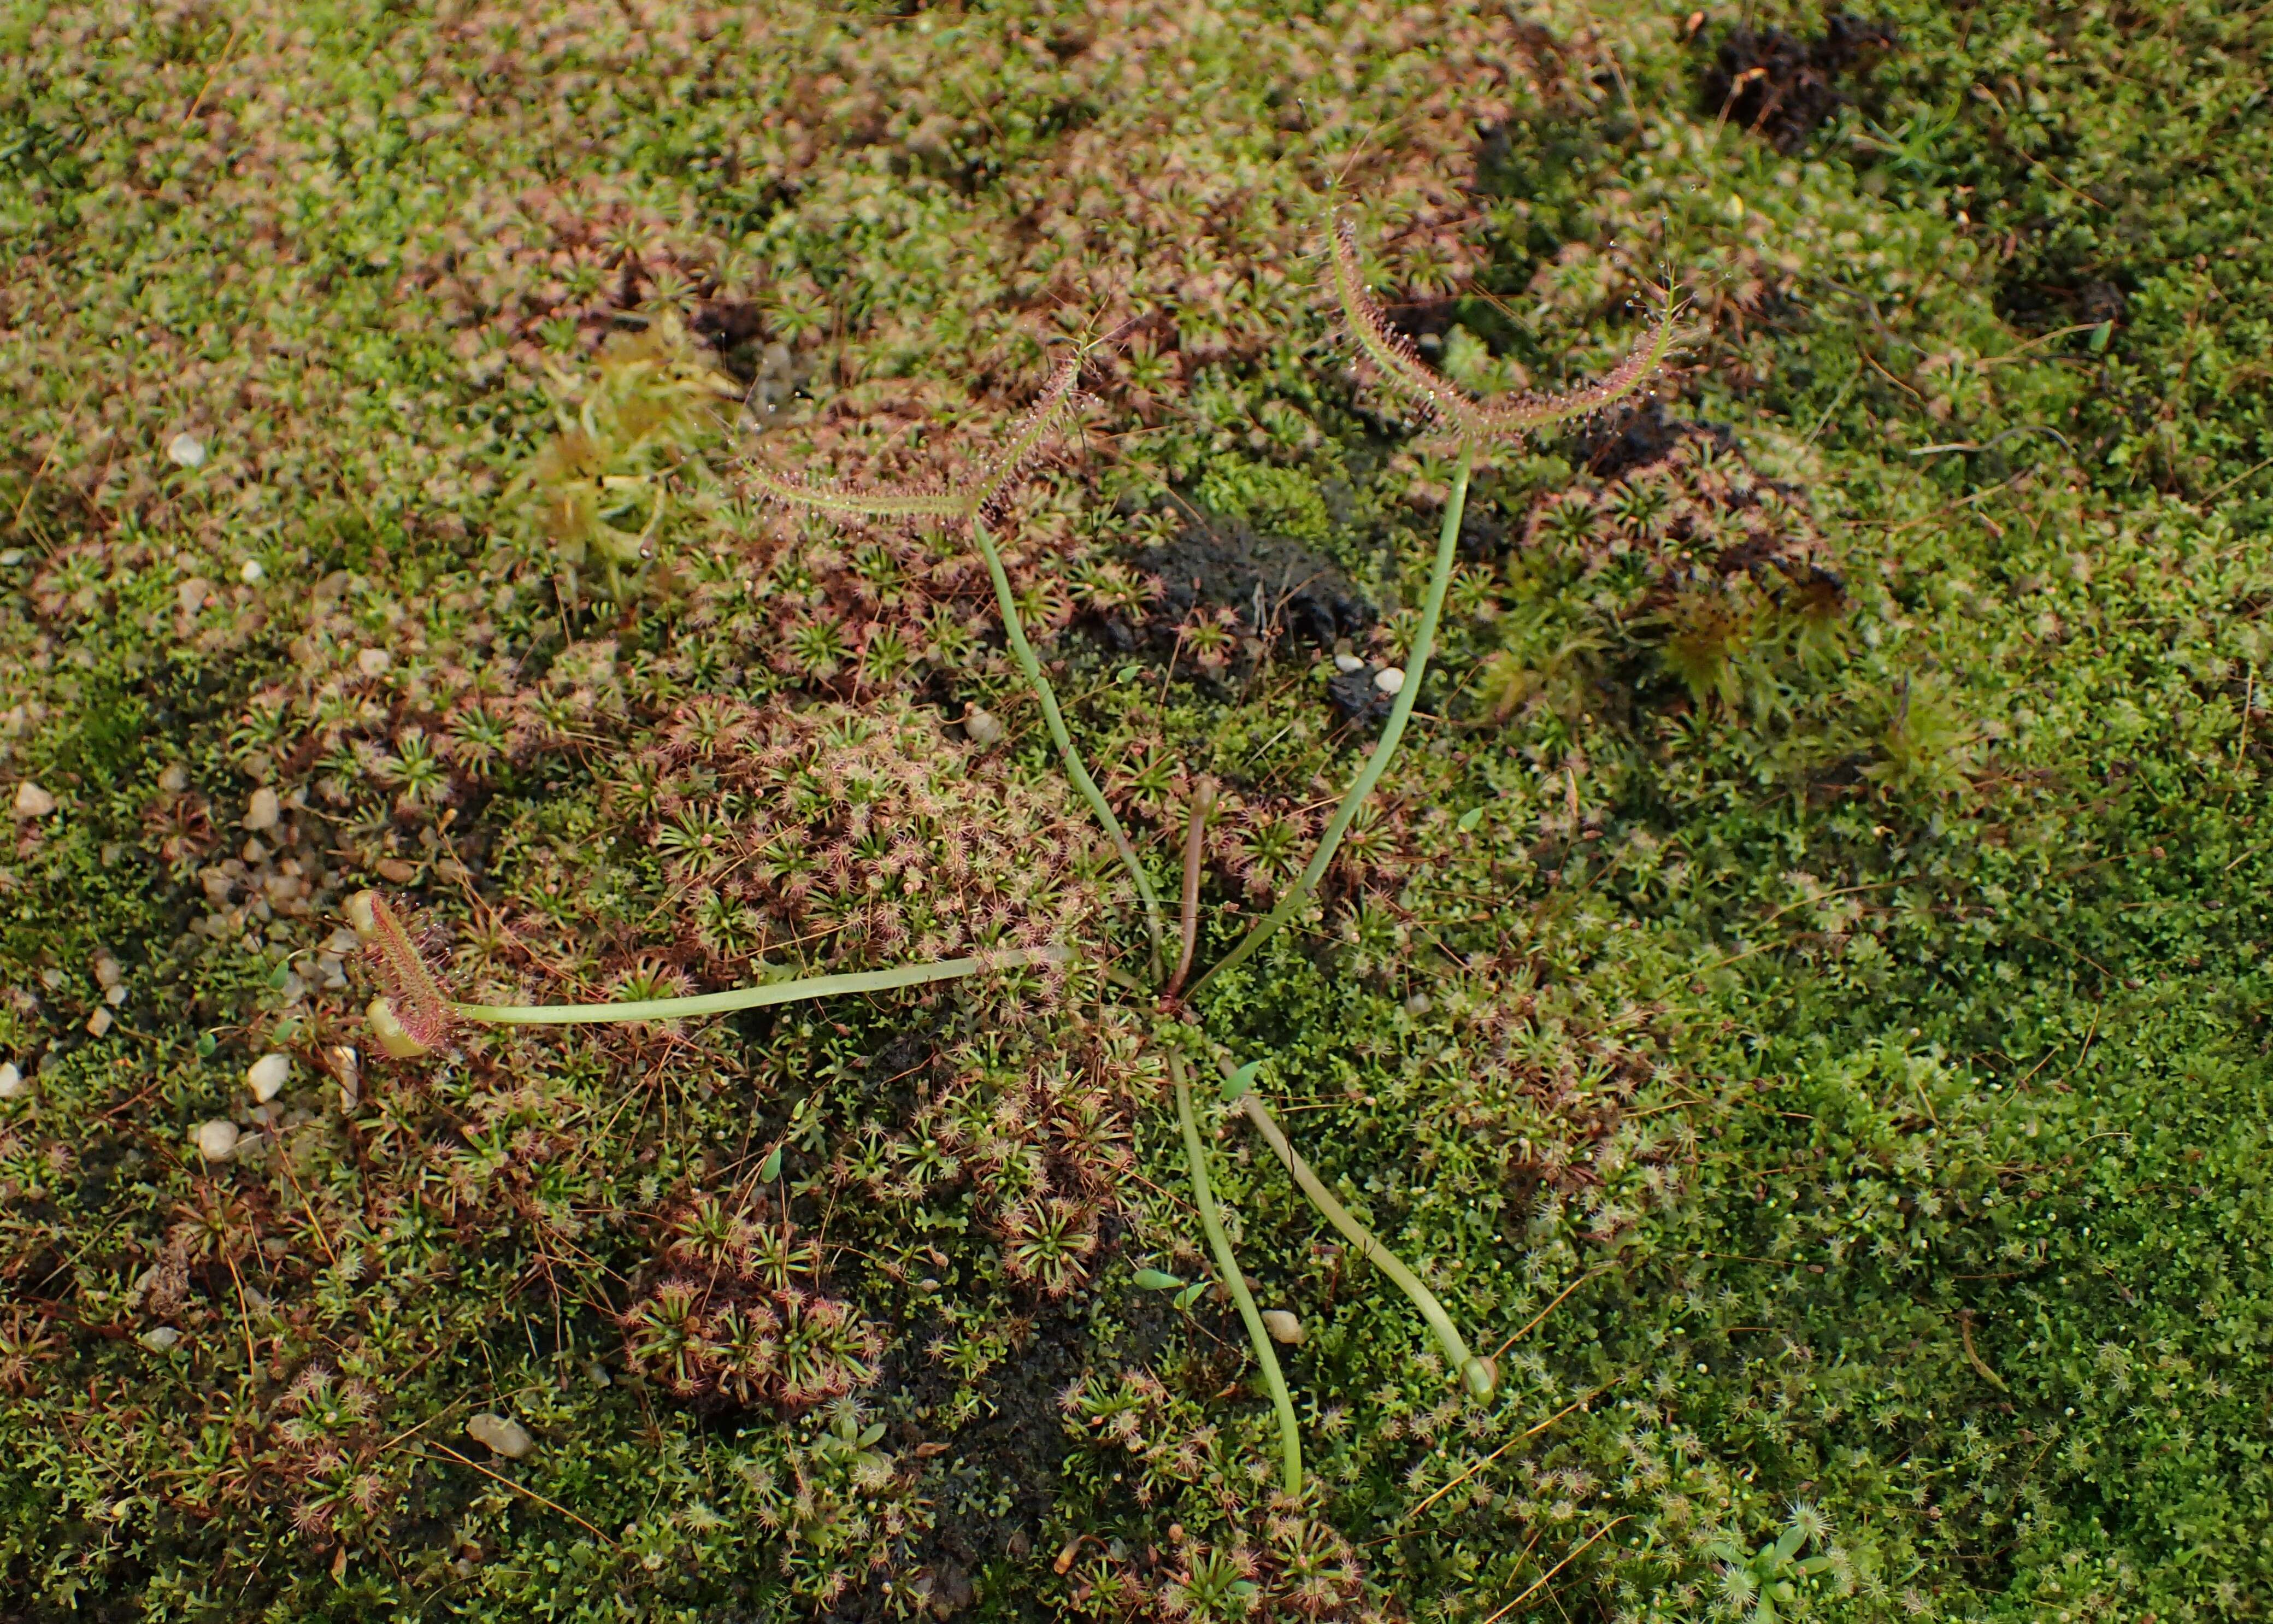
[351,208,1678,1501]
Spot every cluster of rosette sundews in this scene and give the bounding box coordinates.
[351,209,1688,1491]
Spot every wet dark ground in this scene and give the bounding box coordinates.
[1701,11,1898,152]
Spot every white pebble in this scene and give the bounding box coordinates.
[139,1326,182,1352]
[94,955,122,989]
[12,781,56,819]
[194,1120,240,1162]
[467,1413,534,1460]
[962,705,1004,748]
[0,1063,26,1101]
[1261,1309,1304,1345]
[328,1045,361,1111]
[158,762,189,795]
[1373,666,1406,695]
[1333,653,1365,674]
[238,558,264,584]
[356,648,392,678]
[166,432,207,469]
[85,1008,113,1038]
[246,1053,291,1103]
[244,786,280,831]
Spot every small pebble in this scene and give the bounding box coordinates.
[467,1413,534,1460]
[1373,666,1406,695]
[139,1326,182,1352]
[158,762,189,795]
[0,1063,26,1101]
[1261,1309,1304,1345]
[239,558,264,584]
[94,955,122,990]
[194,1119,240,1162]
[85,1008,114,1038]
[246,1053,291,1103]
[166,432,207,469]
[1333,653,1365,674]
[12,781,56,819]
[328,1044,361,1110]
[244,786,280,832]
[962,705,1004,748]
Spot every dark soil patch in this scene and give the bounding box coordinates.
[1326,668,1394,728]
[1457,504,1510,564]
[880,1296,1088,1620]
[1130,521,1375,649]
[693,298,767,351]
[1573,398,1738,480]
[1701,13,1899,152]
[864,1243,1185,1621]
[1999,268,2129,336]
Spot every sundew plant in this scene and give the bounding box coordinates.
[6,3,2273,1621]
[359,210,1685,1514]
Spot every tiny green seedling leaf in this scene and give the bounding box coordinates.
[1457,805,1485,832]
[1133,1268,1185,1291]
[1115,663,1141,684]
[759,1144,784,1182]
[1221,1060,1263,1104]
[2089,320,2112,353]
[1174,1281,1208,1310]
